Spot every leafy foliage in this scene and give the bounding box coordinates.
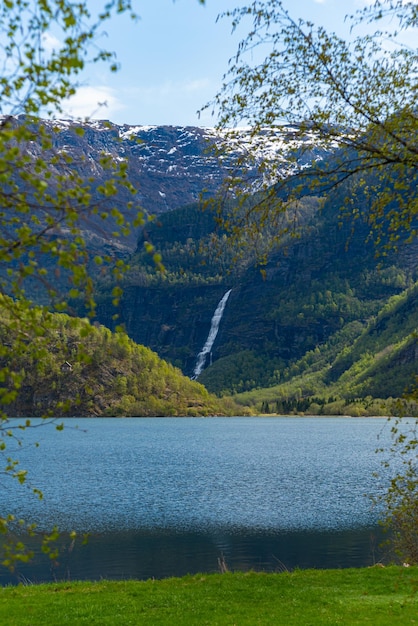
[0,0,147,566]
[204,0,417,258]
[0,0,143,334]
[379,417,418,563]
[205,0,418,562]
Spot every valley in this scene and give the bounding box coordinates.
[92,175,417,415]
[2,117,417,416]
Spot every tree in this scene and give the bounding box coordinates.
[209,0,418,562]
[377,410,418,563]
[205,0,417,258]
[0,0,145,572]
[0,1,147,304]
[0,0,206,572]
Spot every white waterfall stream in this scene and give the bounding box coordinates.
[191,289,232,379]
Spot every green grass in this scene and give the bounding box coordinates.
[1,567,418,625]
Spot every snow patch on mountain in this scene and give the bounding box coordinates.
[2,116,336,256]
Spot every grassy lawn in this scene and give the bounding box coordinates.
[1,567,417,625]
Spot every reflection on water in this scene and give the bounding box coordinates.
[2,527,387,585]
[1,417,392,584]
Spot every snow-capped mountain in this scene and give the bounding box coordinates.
[7,116,333,257]
[48,118,330,219]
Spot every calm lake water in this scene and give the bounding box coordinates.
[1,416,394,584]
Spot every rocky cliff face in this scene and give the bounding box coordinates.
[94,190,418,385]
[15,116,330,254]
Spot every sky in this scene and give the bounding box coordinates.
[61,0,400,127]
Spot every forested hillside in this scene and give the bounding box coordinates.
[91,172,417,409]
[0,300,238,417]
[231,284,418,416]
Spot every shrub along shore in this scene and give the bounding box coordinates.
[1,567,417,625]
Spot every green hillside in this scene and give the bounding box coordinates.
[0,300,239,417]
[91,184,416,402]
[229,284,418,416]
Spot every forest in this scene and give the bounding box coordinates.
[91,172,417,417]
[0,297,239,417]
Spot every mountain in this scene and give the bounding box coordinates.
[5,116,417,411]
[1,116,333,302]
[91,185,418,402]
[10,116,331,256]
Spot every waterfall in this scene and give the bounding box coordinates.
[191,289,232,379]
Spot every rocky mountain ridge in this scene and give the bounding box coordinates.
[14,116,332,252]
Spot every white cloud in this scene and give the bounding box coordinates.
[41,32,61,54]
[62,85,125,120]
[183,79,212,93]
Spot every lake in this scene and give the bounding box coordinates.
[1,416,393,584]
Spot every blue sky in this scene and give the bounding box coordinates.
[62,0,386,127]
